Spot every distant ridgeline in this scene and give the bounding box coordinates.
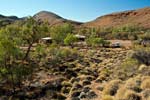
[0,14,21,27]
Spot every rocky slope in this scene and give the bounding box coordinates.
[83,7,150,28]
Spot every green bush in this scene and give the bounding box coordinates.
[64,33,77,46]
[50,23,74,44]
[86,36,105,47]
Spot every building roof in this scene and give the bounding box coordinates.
[41,37,52,40]
[75,34,86,38]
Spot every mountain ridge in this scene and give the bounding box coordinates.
[1,7,150,28]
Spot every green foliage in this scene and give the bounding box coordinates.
[48,45,78,65]
[139,31,150,40]
[64,33,77,46]
[50,23,74,44]
[86,34,106,47]
[0,25,32,91]
[21,17,49,60]
[112,25,143,33]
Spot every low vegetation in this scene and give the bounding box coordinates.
[0,17,150,100]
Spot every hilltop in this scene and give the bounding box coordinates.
[33,11,83,26]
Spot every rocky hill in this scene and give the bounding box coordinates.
[0,14,20,27]
[33,11,82,26]
[83,7,150,29]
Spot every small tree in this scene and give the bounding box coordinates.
[50,23,74,44]
[0,25,31,92]
[64,33,77,46]
[21,17,49,60]
[86,34,105,47]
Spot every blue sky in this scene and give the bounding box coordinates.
[0,0,150,22]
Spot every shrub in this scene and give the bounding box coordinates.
[86,35,106,47]
[70,90,81,97]
[141,78,150,89]
[141,89,150,99]
[71,82,83,91]
[82,80,91,86]
[64,33,77,46]
[124,91,141,100]
[87,90,97,99]
[115,87,128,100]
[61,81,72,87]
[102,95,114,100]
[61,87,71,94]
[103,80,122,96]
[116,88,141,100]
[48,46,79,65]
[50,23,74,44]
[125,78,142,93]
[132,47,150,65]
[121,58,139,77]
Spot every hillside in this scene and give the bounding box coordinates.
[33,11,82,26]
[83,7,150,28]
[0,14,20,27]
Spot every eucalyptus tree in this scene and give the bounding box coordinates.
[21,17,49,60]
[0,25,28,92]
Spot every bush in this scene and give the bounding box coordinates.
[48,46,79,65]
[141,78,150,89]
[115,87,128,100]
[86,35,106,47]
[121,58,139,77]
[64,34,77,46]
[141,89,150,99]
[125,78,142,93]
[116,87,141,100]
[124,91,141,100]
[50,23,74,44]
[61,87,71,94]
[102,95,114,100]
[132,47,150,65]
[61,81,72,87]
[103,80,122,96]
